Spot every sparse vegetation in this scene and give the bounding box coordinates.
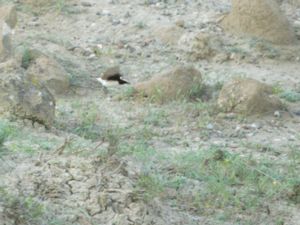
[136,21,147,29]
[1,0,300,224]
[74,103,100,140]
[0,120,16,152]
[128,145,300,223]
[0,187,44,224]
[21,47,33,69]
[55,0,65,13]
[279,90,300,102]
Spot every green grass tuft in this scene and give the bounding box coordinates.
[279,90,300,102]
[0,120,16,151]
[0,187,44,224]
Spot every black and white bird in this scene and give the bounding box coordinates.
[96,66,130,87]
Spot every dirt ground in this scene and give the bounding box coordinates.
[0,0,300,224]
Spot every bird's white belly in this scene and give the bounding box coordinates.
[96,77,119,87]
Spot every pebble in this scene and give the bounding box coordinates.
[111,19,120,26]
[251,123,261,129]
[28,21,40,27]
[235,125,241,131]
[206,123,214,130]
[292,109,300,116]
[289,135,296,141]
[175,20,185,28]
[246,133,254,137]
[294,20,300,27]
[124,12,131,18]
[99,10,111,16]
[81,2,92,7]
[274,111,281,117]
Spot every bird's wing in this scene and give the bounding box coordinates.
[105,73,122,81]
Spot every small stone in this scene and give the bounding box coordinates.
[246,133,254,137]
[274,111,281,117]
[102,10,111,16]
[251,123,261,129]
[206,123,214,130]
[235,125,241,131]
[112,19,120,26]
[292,109,300,116]
[175,20,185,28]
[81,2,92,7]
[124,12,131,18]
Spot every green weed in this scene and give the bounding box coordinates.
[0,120,16,151]
[279,90,300,102]
[0,187,44,224]
[74,103,100,140]
[136,174,165,202]
[56,0,65,13]
[143,109,168,127]
[170,146,299,220]
[21,47,34,69]
[118,140,156,161]
[136,21,146,29]
[272,83,284,95]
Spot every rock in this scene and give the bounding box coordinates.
[133,66,203,103]
[0,72,55,129]
[0,5,17,59]
[22,50,70,96]
[0,59,19,73]
[221,0,296,44]
[218,78,284,115]
[81,2,92,7]
[175,20,185,28]
[0,5,17,28]
[274,110,281,117]
[152,26,184,45]
[206,123,214,130]
[18,0,51,8]
[286,0,300,6]
[178,32,222,61]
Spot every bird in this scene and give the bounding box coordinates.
[96,66,130,87]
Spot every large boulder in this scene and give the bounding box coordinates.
[221,0,296,44]
[218,78,284,115]
[22,50,70,96]
[133,66,203,103]
[0,5,17,59]
[0,68,55,129]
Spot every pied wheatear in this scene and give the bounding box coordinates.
[96,66,130,87]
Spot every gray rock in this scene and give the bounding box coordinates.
[21,49,70,96]
[0,5,17,29]
[274,110,281,117]
[0,5,17,59]
[0,72,55,129]
[81,2,92,7]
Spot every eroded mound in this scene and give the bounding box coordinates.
[133,66,203,103]
[221,0,296,44]
[218,78,284,115]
